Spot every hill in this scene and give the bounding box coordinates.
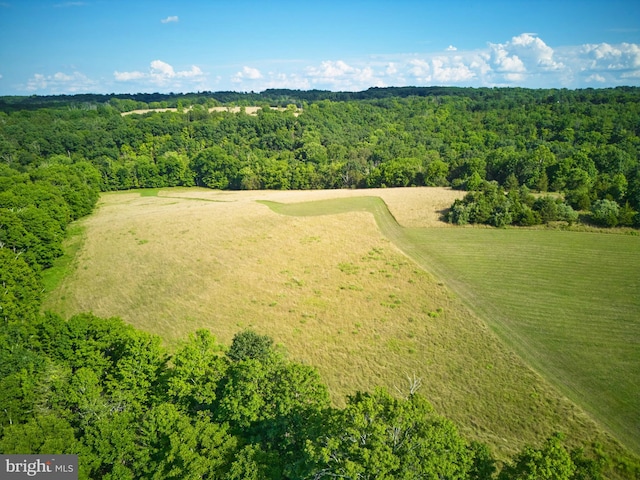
[43,187,640,462]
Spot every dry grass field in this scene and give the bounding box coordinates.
[43,187,633,463]
[121,106,297,116]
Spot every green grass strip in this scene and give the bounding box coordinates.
[260,196,640,455]
[41,223,86,294]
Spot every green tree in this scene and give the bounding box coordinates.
[498,433,576,480]
[138,403,237,480]
[225,444,281,480]
[590,199,620,227]
[227,329,274,362]
[534,196,560,223]
[0,248,41,323]
[367,157,424,187]
[0,414,80,455]
[81,411,140,480]
[424,157,449,186]
[167,329,228,411]
[305,388,473,479]
[191,146,241,189]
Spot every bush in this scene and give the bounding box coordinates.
[227,330,274,362]
[617,202,638,227]
[533,196,559,223]
[556,203,579,224]
[591,199,620,227]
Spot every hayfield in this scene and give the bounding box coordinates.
[43,187,638,462]
[402,227,640,456]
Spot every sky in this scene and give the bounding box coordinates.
[0,0,639,95]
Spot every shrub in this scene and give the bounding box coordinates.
[556,203,579,225]
[591,199,620,227]
[227,330,274,362]
[533,196,559,223]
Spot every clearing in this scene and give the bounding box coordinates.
[43,187,639,460]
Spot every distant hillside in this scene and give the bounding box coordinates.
[2,85,638,112]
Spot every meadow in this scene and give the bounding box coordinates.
[43,186,639,461]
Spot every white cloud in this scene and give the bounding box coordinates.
[150,59,175,78]
[114,70,145,81]
[510,33,563,70]
[431,56,476,82]
[586,73,606,83]
[230,35,640,91]
[161,15,179,24]
[20,33,640,95]
[25,71,96,93]
[408,59,430,79]
[247,72,311,91]
[114,60,205,90]
[232,66,263,83]
[446,45,457,51]
[305,60,385,90]
[581,42,640,71]
[177,65,203,78]
[621,70,640,79]
[405,55,481,84]
[483,33,568,85]
[306,60,353,80]
[490,44,526,73]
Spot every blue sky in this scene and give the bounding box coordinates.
[1,0,639,95]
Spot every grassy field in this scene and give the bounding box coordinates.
[402,227,640,456]
[43,187,639,464]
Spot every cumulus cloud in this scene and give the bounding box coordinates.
[586,73,606,83]
[161,15,179,24]
[232,35,639,91]
[483,33,569,84]
[405,55,480,84]
[25,71,96,93]
[304,60,384,90]
[581,42,640,71]
[239,72,311,91]
[306,60,353,81]
[114,60,204,90]
[549,41,640,86]
[512,33,563,70]
[21,33,640,95]
[446,45,457,51]
[229,60,386,92]
[150,59,175,78]
[232,66,263,83]
[408,59,431,80]
[431,56,476,82]
[114,70,145,81]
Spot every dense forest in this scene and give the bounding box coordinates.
[1,87,640,479]
[1,87,639,228]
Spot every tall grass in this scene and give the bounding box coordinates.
[44,188,639,463]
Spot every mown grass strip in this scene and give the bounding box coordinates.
[40,223,86,294]
[405,227,640,455]
[261,197,640,455]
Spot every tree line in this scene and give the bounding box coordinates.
[1,87,639,227]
